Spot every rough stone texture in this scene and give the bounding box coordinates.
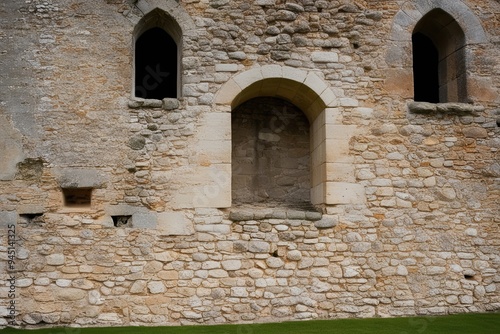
[0,0,499,330]
[232,97,311,208]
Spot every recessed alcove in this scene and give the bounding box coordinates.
[62,188,92,208]
[232,97,312,210]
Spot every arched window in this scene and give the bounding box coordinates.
[412,9,467,103]
[133,8,182,99]
[135,27,177,99]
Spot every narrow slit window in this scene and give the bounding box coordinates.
[412,32,439,103]
[135,27,177,99]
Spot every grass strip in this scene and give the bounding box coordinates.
[1,313,499,334]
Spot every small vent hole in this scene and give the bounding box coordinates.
[112,215,132,227]
[464,274,475,280]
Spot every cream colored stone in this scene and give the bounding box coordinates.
[157,212,194,235]
[325,182,366,205]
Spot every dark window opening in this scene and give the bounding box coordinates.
[63,188,92,208]
[135,27,177,99]
[112,215,132,227]
[412,32,440,103]
[412,9,467,103]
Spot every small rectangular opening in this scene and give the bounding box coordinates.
[20,213,44,224]
[63,188,92,208]
[112,215,132,227]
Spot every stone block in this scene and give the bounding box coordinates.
[304,72,329,97]
[0,211,17,227]
[233,67,263,89]
[172,164,231,209]
[215,64,238,72]
[54,168,106,188]
[260,64,283,79]
[46,254,65,266]
[281,66,307,83]
[325,163,356,182]
[215,78,240,105]
[325,182,366,205]
[311,51,339,63]
[311,183,325,205]
[157,212,194,235]
[384,69,413,99]
[16,204,45,215]
[132,212,157,229]
[194,139,231,165]
[314,216,338,229]
[196,112,231,141]
[325,124,358,140]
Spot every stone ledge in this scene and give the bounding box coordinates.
[128,97,180,110]
[229,207,322,222]
[408,101,484,114]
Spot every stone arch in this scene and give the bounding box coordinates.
[387,0,488,67]
[134,0,196,35]
[215,65,337,123]
[214,66,365,206]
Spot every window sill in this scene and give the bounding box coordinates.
[228,206,322,222]
[408,101,484,114]
[128,97,180,110]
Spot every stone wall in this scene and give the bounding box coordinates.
[232,97,311,207]
[0,0,499,329]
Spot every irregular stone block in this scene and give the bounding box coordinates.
[46,254,65,266]
[314,216,338,229]
[248,241,270,253]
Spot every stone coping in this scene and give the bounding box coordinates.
[407,101,484,114]
[228,206,322,222]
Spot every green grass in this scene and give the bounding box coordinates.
[1,313,499,334]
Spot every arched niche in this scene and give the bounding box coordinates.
[211,66,365,207]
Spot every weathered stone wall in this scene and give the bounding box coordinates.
[0,0,499,329]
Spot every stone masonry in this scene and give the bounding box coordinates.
[0,0,499,329]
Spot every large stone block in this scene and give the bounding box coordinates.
[157,212,194,235]
[325,182,366,205]
[325,163,356,182]
[53,168,106,189]
[0,211,17,227]
[172,164,231,209]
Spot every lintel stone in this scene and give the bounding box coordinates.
[54,168,106,189]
